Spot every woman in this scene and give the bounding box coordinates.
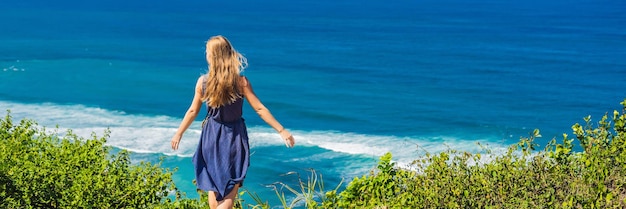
[170,35,295,209]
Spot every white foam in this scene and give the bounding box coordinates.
[294,130,511,168]
[2,101,199,157]
[1,100,511,166]
[2,65,25,72]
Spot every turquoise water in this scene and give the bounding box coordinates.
[1,0,625,205]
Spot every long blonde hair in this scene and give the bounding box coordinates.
[202,35,247,108]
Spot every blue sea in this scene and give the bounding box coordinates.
[1,0,625,205]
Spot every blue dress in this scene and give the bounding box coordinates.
[192,95,250,201]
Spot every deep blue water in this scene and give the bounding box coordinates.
[2,0,625,205]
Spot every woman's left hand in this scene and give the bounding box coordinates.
[171,134,182,150]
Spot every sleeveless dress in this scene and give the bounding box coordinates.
[192,86,250,201]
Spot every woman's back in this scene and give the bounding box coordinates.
[206,97,243,123]
[203,75,245,124]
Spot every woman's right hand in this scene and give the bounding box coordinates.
[280,129,295,148]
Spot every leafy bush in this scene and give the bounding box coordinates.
[323,98,626,208]
[0,110,261,209]
[0,111,182,208]
[4,98,626,208]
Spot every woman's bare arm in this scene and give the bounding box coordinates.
[241,76,295,147]
[171,76,204,150]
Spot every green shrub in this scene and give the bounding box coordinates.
[0,111,181,208]
[325,98,626,208]
[4,98,626,209]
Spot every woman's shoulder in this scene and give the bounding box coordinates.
[194,75,206,91]
[196,75,207,84]
[239,76,249,87]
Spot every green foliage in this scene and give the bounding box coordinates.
[330,152,414,208]
[240,99,626,208]
[267,169,342,209]
[0,111,184,208]
[0,110,284,209]
[4,98,626,208]
[324,98,626,208]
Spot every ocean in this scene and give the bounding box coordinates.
[1,0,625,205]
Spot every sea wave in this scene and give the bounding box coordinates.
[1,100,511,166]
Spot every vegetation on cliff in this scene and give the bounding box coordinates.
[2,99,625,208]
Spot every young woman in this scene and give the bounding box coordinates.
[170,35,295,209]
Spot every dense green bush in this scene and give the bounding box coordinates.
[0,110,277,209]
[4,98,626,208]
[321,98,626,208]
[0,111,187,208]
